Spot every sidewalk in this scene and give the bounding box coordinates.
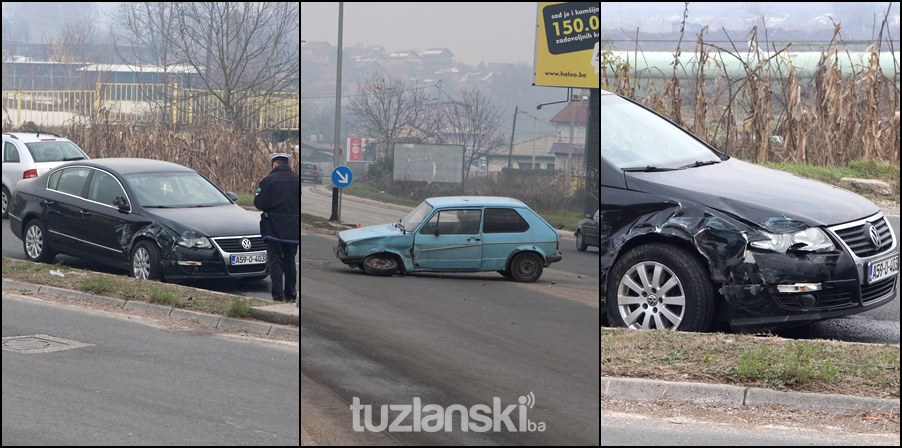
[2,279,298,340]
[602,376,900,413]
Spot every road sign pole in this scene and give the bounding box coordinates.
[329,2,344,223]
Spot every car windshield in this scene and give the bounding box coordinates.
[602,94,722,170]
[400,201,433,231]
[125,172,230,208]
[25,141,87,162]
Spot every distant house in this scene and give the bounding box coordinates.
[421,48,455,69]
[388,50,421,65]
[483,135,559,173]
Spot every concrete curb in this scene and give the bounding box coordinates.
[602,376,900,413]
[2,279,298,340]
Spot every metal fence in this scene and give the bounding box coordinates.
[1,82,299,130]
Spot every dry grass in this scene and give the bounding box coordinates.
[602,328,900,399]
[603,9,900,168]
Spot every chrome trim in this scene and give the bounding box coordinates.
[210,235,268,271]
[48,229,123,253]
[45,165,133,213]
[826,212,898,284]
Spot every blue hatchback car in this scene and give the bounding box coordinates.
[335,196,563,282]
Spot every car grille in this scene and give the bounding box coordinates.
[776,289,855,310]
[861,278,896,303]
[830,215,894,257]
[227,264,267,274]
[213,236,266,253]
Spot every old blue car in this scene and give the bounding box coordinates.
[335,196,563,282]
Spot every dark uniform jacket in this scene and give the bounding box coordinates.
[254,165,300,244]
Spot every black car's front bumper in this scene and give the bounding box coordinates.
[721,249,898,331]
[160,239,268,280]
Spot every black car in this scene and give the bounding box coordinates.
[8,158,269,281]
[601,90,898,332]
[301,163,323,184]
[575,208,599,251]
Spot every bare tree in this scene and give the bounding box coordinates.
[439,88,504,182]
[162,2,299,129]
[114,2,181,127]
[347,74,438,160]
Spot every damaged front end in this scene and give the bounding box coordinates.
[602,198,897,331]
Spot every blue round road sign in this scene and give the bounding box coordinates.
[331,166,353,188]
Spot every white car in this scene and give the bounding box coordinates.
[2,132,90,218]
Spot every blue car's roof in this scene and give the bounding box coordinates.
[425,196,526,208]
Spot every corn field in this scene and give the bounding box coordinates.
[603,19,901,167]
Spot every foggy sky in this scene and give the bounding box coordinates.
[300,2,540,65]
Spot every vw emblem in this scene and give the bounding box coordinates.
[241,238,252,250]
[868,224,881,248]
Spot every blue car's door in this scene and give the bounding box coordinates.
[413,208,483,270]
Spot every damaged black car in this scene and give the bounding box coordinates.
[601,90,898,331]
[9,158,268,281]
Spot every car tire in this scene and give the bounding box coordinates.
[131,240,164,281]
[1,185,10,219]
[362,254,400,276]
[509,252,543,282]
[606,243,714,331]
[576,230,588,252]
[22,219,56,263]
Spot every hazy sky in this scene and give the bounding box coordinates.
[301,2,540,65]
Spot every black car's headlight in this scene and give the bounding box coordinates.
[177,235,212,249]
[750,228,835,253]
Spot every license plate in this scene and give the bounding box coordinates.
[231,252,267,265]
[867,255,899,284]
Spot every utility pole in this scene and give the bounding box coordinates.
[506,105,518,169]
[329,2,344,222]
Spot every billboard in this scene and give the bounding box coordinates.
[392,143,465,184]
[534,2,600,88]
[346,137,372,162]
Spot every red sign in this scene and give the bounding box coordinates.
[347,137,363,162]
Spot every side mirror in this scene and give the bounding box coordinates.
[113,196,130,213]
[226,192,238,202]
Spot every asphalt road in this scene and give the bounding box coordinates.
[300,231,600,445]
[1,211,298,302]
[2,293,298,445]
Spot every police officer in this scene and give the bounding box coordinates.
[254,153,300,303]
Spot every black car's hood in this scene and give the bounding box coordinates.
[625,158,879,230]
[143,204,260,237]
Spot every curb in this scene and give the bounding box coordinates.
[602,376,900,414]
[2,279,298,340]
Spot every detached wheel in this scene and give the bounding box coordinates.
[576,230,588,252]
[1,186,10,219]
[509,252,543,282]
[362,254,400,276]
[22,219,56,263]
[606,243,714,331]
[132,241,163,280]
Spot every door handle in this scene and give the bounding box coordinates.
[41,200,55,206]
[468,237,481,242]
[80,210,91,217]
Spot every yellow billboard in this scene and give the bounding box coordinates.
[534,2,600,88]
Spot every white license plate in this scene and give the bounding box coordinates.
[231,252,267,265]
[868,255,899,284]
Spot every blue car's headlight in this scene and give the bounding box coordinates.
[750,228,835,253]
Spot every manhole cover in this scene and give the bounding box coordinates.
[2,334,93,353]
